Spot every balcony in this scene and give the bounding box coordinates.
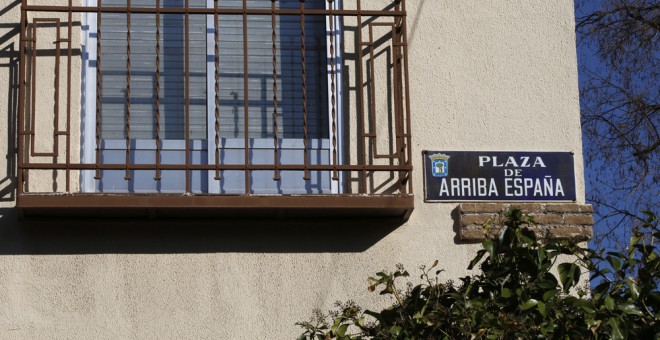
[16,0,413,219]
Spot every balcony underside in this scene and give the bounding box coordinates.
[17,194,414,220]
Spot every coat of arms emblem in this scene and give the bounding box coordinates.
[429,153,450,177]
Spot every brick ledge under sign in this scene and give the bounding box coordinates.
[458,203,594,242]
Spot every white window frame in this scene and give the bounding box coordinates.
[81,0,343,194]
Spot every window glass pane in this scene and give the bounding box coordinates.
[215,0,328,139]
[100,0,207,140]
[98,0,328,141]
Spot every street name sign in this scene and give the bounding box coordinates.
[423,151,576,202]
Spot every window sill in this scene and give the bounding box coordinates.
[17,194,414,221]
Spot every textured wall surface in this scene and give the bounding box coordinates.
[0,0,584,338]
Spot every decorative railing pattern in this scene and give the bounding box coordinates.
[17,0,412,207]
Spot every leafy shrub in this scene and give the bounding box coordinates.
[297,209,658,339]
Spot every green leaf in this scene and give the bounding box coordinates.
[520,227,537,243]
[608,317,624,340]
[592,281,611,298]
[558,263,580,292]
[502,288,511,298]
[393,270,409,278]
[469,249,487,270]
[537,280,558,290]
[618,302,643,316]
[607,255,623,272]
[543,289,558,302]
[336,324,349,337]
[573,299,596,314]
[630,234,640,246]
[604,295,615,310]
[521,299,538,310]
[649,292,660,304]
[537,301,547,317]
[363,310,384,323]
[389,325,402,336]
[537,248,548,263]
[483,239,495,256]
[626,278,640,301]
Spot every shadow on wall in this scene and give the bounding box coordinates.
[0,1,403,255]
[0,208,400,255]
[0,16,20,202]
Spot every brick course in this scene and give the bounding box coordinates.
[458,203,593,242]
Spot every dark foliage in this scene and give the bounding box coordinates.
[297,209,659,339]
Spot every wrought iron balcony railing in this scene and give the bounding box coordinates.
[16,0,413,219]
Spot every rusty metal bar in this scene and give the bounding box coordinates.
[22,5,405,17]
[154,0,162,180]
[185,0,191,193]
[363,22,399,160]
[367,22,377,162]
[391,12,405,194]
[124,0,132,180]
[401,0,413,194]
[94,0,102,179]
[356,0,366,194]
[213,0,221,181]
[28,19,37,160]
[22,162,413,171]
[271,1,280,181]
[17,4,27,196]
[329,0,339,181]
[53,20,62,160]
[300,1,310,180]
[29,20,38,157]
[242,0,249,194]
[53,20,61,159]
[28,19,62,158]
[66,0,73,192]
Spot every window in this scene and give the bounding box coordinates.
[19,0,413,218]
[81,0,342,194]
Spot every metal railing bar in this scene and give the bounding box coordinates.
[300,1,310,181]
[185,0,191,193]
[392,11,405,194]
[22,5,406,17]
[401,0,413,195]
[367,22,378,161]
[66,0,73,192]
[54,19,62,159]
[124,0,132,180]
[29,19,37,157]
[364,22,401,161]
[356,0,366,194]
[94,0,102,179]
[329,0,338,181]
[17,5,27,196]
[242,0,249,194]
[23,163,413,171]
[213,0,221,180]
[27,19,62,158]
[271,0,280,181]
[154,0,162,180]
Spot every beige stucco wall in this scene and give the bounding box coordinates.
[0,0,584,339]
